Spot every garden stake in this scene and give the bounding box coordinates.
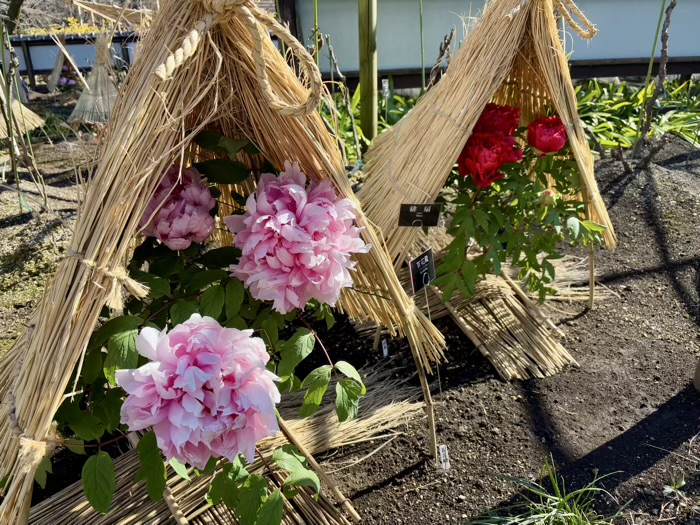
[278,416,362,523]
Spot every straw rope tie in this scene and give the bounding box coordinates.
[554,0,597,39]
[6,325,61,474]
[154,0,323,117]
[66,250,148,309]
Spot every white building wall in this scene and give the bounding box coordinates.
[296,0,700,74]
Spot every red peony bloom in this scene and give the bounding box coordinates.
[527,115,567,154]
[473,103,521,137]
[458,133,523,189]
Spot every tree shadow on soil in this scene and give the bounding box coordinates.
[476,383,700,518]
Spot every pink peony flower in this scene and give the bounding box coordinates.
[224,162,370,314]
[140,165,216,251]
[115,314,280,468]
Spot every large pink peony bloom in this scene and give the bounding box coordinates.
[115,314,280,468]
[140,165,216,251]
[224,162,370,314]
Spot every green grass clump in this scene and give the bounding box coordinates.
[472,460,624,525]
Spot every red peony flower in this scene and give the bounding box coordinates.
[458,133,523,189]
[473,103,521,137]
[527,116,567,154]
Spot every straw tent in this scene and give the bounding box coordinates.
[0,72,43,139]
[0,0,445,522]
[69,35,118,124]
[357,0,617,267]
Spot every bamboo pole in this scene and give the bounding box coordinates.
[358,0,377,140]
[277,417,361,523]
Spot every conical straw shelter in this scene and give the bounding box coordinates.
[357,0,616,267]
[0,72,43,139]
[69,35,118,124]
[0,1,445,522]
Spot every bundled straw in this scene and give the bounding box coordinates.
[357,0,616,267]
[62,0,153,29]
[69,35,118,124]
[0,73,43,139]
[28,365,422,524]
[0,0,443,522]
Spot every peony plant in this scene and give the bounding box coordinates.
[435,103,605,302]
[53,133,368,524]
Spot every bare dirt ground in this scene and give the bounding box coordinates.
[2,135,700,524]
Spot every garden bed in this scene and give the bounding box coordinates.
[1,135,699,524]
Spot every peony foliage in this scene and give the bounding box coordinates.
[438,103,606,302]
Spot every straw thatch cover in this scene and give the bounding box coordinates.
[357,0,616,267]
[0,0,444,522]
[69,35,118,124]
[0,73,43,139]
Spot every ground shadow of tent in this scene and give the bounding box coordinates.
[358,0,617,267]
[0,0,446,522]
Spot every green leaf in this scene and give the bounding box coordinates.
[567,216,581,239]
[461,260,478,296]
[335,379,363,422]
[334,361,366,394]
[580,220,607,233]
[169,459,191,481]
[224,316,248,330]
[257,489,284,525]
[69,410,105,442]
[130,270,170,299]
[34,456,52,489]
[185,269,228,293]
[194,159,251,185]
[82,452,116,514]
[89,316,142,351]
[195,456,219,477]
[273,445,320,494]
[94,388,124,433]
[299,365,332,418]
[236,474,268,525]
[473,209,490,232]
[200,285,225,319]
[103,329,138,385]
[64,438,86,455]
[198,247,241,269]
[135,431,167,501]
[225,279,245,318]
[194,131,249,158]
[208,457,248,507]
[170,300,199,326]
[277,329,315,379]
[81,347,104,385]
[261,316,279,346]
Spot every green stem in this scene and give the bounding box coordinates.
[313,0,320,67]
[635,0,667,145]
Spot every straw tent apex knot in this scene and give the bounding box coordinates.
[554,0,597,40]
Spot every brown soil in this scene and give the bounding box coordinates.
[323,137,700,525]
[2,135,700,524]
